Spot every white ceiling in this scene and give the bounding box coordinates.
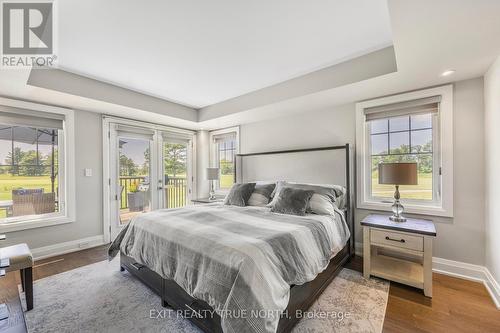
[0,0,499,129]
[56,0,392,108]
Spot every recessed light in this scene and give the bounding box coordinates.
[441,70,455,77]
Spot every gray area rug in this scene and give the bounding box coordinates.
[20,258,389,333]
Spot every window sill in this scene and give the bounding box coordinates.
[0,215,75,233]
[358,201,453,218]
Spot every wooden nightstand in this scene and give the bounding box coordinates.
[361,214,436,297]
[191,197,224,205]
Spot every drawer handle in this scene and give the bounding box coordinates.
[131,262,144,270]
[385,236,406,243]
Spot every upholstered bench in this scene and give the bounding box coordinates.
[1,243,33,310]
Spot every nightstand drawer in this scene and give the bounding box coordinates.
[371,229,423,252]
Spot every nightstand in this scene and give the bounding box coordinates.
[191,198,224,205]
[361,214,436,297]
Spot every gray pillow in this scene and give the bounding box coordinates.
[247,183,276,206]
[224,183,256,206]
[269,181,340,215]
[270,187,314,216]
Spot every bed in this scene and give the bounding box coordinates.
[111,145,355,333]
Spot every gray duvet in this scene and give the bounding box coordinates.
[109,204,349,333]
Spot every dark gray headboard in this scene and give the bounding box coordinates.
[235,144,355,256]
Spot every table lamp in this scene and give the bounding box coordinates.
[378,162,418,222]
[206,167,219,200]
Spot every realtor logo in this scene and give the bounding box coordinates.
[2,2,53,54]
[1,1,56,67]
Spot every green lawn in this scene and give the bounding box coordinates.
[0,174,57,218]
[220,174,234,189]
[372,172,432,200]
[0,174,56,201]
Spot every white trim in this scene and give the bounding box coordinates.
[356,85,454,218]
[356,243,500,309]
[0,97,76,232]
[31,235,106,261]
[433,257,500,309]
[209,126,240,194]
[0,216,73,233]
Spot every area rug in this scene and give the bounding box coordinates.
[20,258,389,333]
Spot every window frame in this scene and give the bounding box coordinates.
[356,85,454,217]
[209,126,240,194]
[0,97,75,233]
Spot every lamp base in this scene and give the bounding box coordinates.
[389,215,407,223]
[390,185,406,222]
[208,191,216,200]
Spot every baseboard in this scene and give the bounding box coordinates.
[355,242,500,309]
[433,257,500,309]
[31,235,107,260]
[484,268,500,309]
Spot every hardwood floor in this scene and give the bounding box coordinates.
[0,247,498,332]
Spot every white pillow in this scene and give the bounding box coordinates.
[309,193,336,215]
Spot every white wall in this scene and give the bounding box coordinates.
[3,110,104,250]
[239,78,485,265]
[485,55,500,283]
[196,130,210,198]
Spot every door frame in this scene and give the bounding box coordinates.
[102,116,197,243]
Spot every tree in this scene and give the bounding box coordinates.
[5,147,24,175]
[371,141,433,174]
[164,143,186,177]
[220,159,233,175]
[119,153,138,176]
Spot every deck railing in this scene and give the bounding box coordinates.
[119,176,187,209]
[165,176,187,208]
[119,176,145,209]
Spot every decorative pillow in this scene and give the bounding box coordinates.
[309,193,336,215]
[224,183,256,206]
[268,181,339,215]
[247,183,276,206]
[270,187,314,216]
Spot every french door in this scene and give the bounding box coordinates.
[105,120,195,240]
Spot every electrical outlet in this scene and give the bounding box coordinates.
[84,168,92,177]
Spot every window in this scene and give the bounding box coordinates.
[209,127,239,192]
[356,85,453,217]
[0,103,75,232]
[369,113,437,203]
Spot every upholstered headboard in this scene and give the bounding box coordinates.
[235,144,355,256]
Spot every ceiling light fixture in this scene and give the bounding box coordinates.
[441,70,455,77]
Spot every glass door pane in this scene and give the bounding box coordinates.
[118,137,151,224]
[162,140,188,209]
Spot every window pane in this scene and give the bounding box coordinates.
[0,125,60,220]
[371,154,433,201]
[411,114,432,130]
[13,127,37,166]
[218,139,235,189]
[390,131,409,154]
[371,134,388,155]
[411,129,432,153]
[370,119,388,134]
[118,137,151,224]
[389,116,409,132]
